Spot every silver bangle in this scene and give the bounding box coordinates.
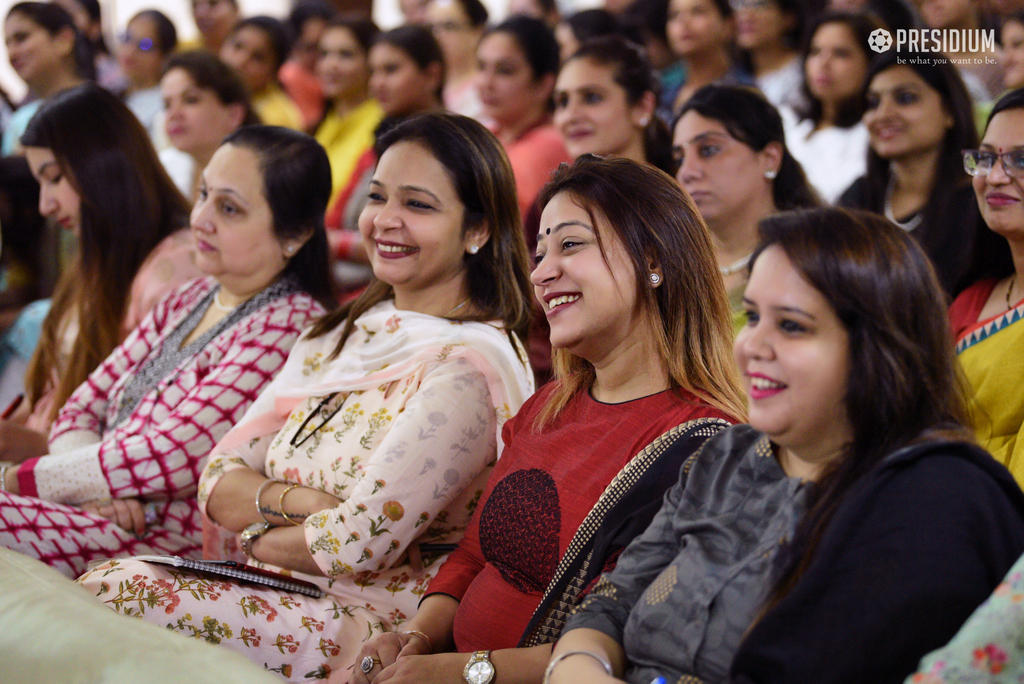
[543,650,613,684]
[255,478,277,524]
[0,465,7,492]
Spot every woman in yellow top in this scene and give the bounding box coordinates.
[314,16,383,211]
[220,16,303,131]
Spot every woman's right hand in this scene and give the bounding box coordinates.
[345,631,429,684]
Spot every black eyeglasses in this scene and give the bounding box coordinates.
[290,393,342,448]
[962,149,1024,179]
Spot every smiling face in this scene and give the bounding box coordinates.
[553,57,650,163]
[532,192,648,363]
[973,108,1024,239]
[666,0,732,58]
[220,24,279,96]
[804,22,869,110]
[734,245,853,479]
[863,65,953,162]
[673,110,777,230]
[118,15,165,89]
[316,26,370,103]
[191,143,293,295]
[4,13,72,91]
[358,141,487,315]
[475,31,552,127]
[161,67,244,160]
[25,146,81,234]
[369,42,438,117]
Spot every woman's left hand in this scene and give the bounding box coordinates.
[81,498,147,534]
[338,652,468,684]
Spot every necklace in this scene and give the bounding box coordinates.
[446,298,470,317]
[884,174,924,233]
[212,288,236,313]
[720,253,753,277]
[1007,273,1018,310]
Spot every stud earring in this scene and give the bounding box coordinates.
[764,170,778,180]
[639,116,651,127]
[469,244,479,254]
[285,245,295,255]
[650,273,661,285]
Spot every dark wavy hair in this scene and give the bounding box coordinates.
[221,126,336,308]
[752,207,972,610]
[564,35,674,174]
[678,84,821,211]
[307,113,533,357]
[21,83,191,421]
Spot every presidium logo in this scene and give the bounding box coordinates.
[867,27,997,64]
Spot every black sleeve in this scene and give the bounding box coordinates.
[730,454,1024,684]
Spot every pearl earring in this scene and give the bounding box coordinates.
[285,245,295,255]
[764,170,778,180]
[469,244,479,254]
[650,273,661,285]
[639,116,651,127]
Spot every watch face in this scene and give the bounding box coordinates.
[467,661,494,684]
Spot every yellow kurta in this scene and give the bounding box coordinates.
[253,84,304,131]
[314,99,383,209]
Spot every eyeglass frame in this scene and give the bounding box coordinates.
[119,32,155,51]
[962,148,1024,179]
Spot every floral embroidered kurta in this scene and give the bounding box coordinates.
[0,277,323,577]
[79,301,534,682]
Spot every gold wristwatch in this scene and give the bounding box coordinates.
[240,521,271,557]
[463,650,495,684]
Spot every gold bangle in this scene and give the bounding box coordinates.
[401,629,433,652]
[255,478,277,524]
[279,484,302,525]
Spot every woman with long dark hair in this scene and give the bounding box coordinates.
[0,124,334,578]
[838,49,981,296]
[546,207,1024,684]
[0,84,203,463]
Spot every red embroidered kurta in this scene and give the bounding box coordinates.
[0,277,323,577]
[426,384,733,650]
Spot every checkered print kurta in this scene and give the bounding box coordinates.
[0,277,324,577]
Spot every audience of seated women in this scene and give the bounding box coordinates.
[220,16,304,131]
[2,2,90,155]
[547,207,1024,684]
[117,10,178,147]
[80,113,536,682]
[734,0,806,110]
[326,25,446,297]
[0,125,334,578]
[780,10,876,203]
[0,84,203,463]
[674,84,819,330]
[476,16,571,220]
[314,15,384,217]
[345,153,744,684]
[950,88,1024,487]
[159,50,261,202]
[839,50,981,297]
[426,0,488,121]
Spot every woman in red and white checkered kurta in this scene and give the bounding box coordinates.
[0,125,336,577]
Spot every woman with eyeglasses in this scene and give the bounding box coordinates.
[117,10,177,145]
[427,0,488,121]
[950,88,1024,487]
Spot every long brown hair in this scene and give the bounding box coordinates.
[755,207,972,612]
[306,112,533,356]
[533,154,746,428]
[21,84,191,421]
